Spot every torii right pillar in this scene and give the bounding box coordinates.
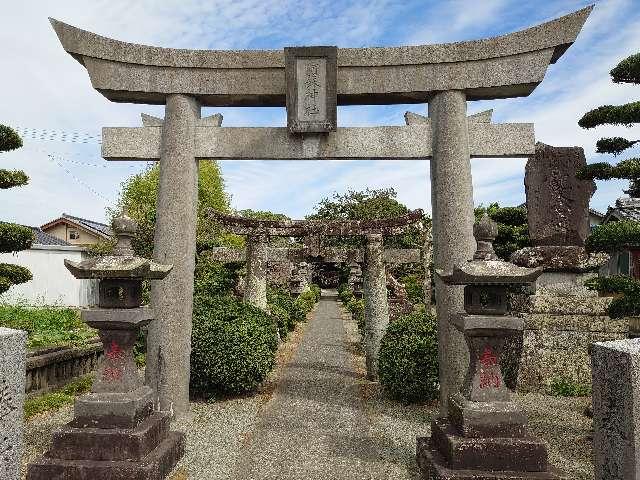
[429,91,476,414]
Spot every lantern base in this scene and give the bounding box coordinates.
[448,393,527,438]
[73,385,154,429]
[417,435,566,479]
[27,406,184,480]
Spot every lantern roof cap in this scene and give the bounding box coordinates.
[437,214,542,285]
[64,212,172,280]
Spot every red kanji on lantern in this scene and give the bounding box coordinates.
[105,340,124,361]
[478,345,501,389]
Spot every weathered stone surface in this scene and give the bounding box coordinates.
[363,233,389,381]
[511,296,628,392]
[448,393,527,438]
[431,418,548,471]
[510,246,608,273]
[429,90,475,413]
[524,143,596,247]
[244,234,268,310]
[27,431,184,480]
[591,339,640,480]
[147,94,201,418]
[0,327,26,480]
[50,8,591,105]
[26,341,102,396]
[102,122,535,161]
[285,46,337,133]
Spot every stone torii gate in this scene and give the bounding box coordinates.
[206,210,424,379]
[50,6,591,416]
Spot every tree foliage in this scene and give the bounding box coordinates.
[109,160,231,257]
[585,220,640,253]
[308,188,427,248]
[474,203,530,260]
[0,125,33,294]
[578,53,640,198]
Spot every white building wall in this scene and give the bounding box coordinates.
[0,245,98,307]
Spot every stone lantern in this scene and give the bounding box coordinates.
[417,214,564,479]
[27,213,184,480]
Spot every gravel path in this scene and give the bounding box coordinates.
[21,297,595,479]
[231,296,391,479]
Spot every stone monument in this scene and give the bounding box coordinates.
[591,339,640,479]
[27,213,184,480]
[510,142,615,392]
[0,327,26,480]
[419,215,563,479]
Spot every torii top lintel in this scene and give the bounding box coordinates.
[49,6,592,107]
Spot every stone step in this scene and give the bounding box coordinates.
[417,437,567,480]
[27,430,184,480]
[430,419,548,472]
[48,412,171,461]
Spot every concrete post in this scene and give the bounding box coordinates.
[245,234,268,310]
[0,327,26,480]
[363,233,390,381]
[146,94,200,418]
[591,339,640,479]
[429,90,475,414]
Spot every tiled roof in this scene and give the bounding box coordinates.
[29,227,71,246]
[41,213,112,238]
[604,197,640,223]
[62,213,112,237]
[589,208,605,219]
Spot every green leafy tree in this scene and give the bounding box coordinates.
[474,203,530,260]
[0,125,34,294]
[577,53,640,197]
[307,188,427,248]
[108,160,232,257]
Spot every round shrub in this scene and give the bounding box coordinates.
[0,169,28,189]
[190,295,278,396]
[378,311,439,403]
[270,303,294,339]
[0,125,23,152]
[0,222,34,253]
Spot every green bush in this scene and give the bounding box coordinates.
[267,286,297,338]
[0,222,34,253]
[0,125,22,152]
[338,284,354,303]
[346,297,365,333]
[294,289,318,316]
[579,102,640,129]
[190,295,278,396]
[378,311,439,403]
[584,275,640,318]
[400,274,423,304]
[548,377,591,397]
[0,169,28,189]
[310,284,321,301]
[0,304,96,349]
[585,221,640,253]
[194,256,240,298]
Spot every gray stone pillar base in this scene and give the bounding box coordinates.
[27,385,184,480]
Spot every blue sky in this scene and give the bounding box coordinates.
[1,0,639,225]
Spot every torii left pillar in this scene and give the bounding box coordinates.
[147,94,200,418]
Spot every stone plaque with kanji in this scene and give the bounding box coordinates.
[285,46,337,134]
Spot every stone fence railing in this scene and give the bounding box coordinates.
[26,340,103,397]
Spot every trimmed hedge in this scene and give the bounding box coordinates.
[585,221,640,253]
[596,137,638,156]
[0,169,28,189]
[190,295,278,396]
[584,275,640,318]
[378,311,439,403]
[0,264,32,294]
[0,222,34,253]
[611,52,640,84]
[578,101,640,129]
[0,125,22,152]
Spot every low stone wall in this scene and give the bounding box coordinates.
[26,340,102,397]
[508,294,628,393]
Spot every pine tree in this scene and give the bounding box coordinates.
[0,125,34,294]
[576,53,640,196]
